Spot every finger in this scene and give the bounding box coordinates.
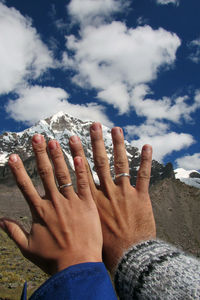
[111,127,130,185]
[90,123,113,188]
[69,135,97,191]
[8,154,41,208]
[136,144,152,193]
[0,218,28,252]
[32,134,57,197]
[74,156,93,201]
[48,140,74,198]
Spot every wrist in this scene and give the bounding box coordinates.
[104,235,157,276]
[56,255,103,274]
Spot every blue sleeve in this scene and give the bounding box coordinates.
[21,262,117,300]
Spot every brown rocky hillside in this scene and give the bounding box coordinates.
[150,178,200,257]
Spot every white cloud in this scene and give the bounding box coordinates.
[55,19,69,31]
[124,88,200,162]
[98,83,130,113]
[194,89,200,103]
[136,16,148,26]
[176,153,200,171]
[5,85,113,127]
[126,121,169,138]
[188,38,200,63]
[63,23,180,114]
[156,0,180,6]
[125,121,195,162]
[0,3,53,94]
[48,4,68,32]
[67,0,128,26]
[131,85,200,123]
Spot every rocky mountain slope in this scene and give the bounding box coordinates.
[150,178,200,257]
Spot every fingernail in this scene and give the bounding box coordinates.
[112,127,122,136]
[91,123,101,131]
[32,134,43,144]
[70,136,79,143]
[9,154,18,163]
[143,145,152,153]
[48,140,58,150]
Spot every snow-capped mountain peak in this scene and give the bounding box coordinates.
[0,111,198,188]
[0,112,92,165]
[175,168,200,189]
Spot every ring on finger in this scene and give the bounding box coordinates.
[59,183,73,190]
[114,173,130,180]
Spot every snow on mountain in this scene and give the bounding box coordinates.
[0,112,94,168]
[0,111,180,186]
[0,112,144,185]
[0,152,9,166]
[175,168,200,189]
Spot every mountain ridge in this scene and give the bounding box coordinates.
[0,111,175,187]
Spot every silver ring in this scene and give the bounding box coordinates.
[59,183,73,190]
[114,173,130,180]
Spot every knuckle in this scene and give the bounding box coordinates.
[38,165,52,179]
[77,170,88,189]
[92,135,101,142]
[73,142,82,151]
[78,179,88,190]
[137,168,150,180]
[12,162,23,172]
[34,145,46,155]
[94,155,108,171]
[115,159,128,171]
[91,131,102,141]
[113,137,123,145]
[34,203,45,219]
[141,155,151,163]
[55,171,69,183]
[52,150,63,161]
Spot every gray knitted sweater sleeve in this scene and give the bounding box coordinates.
[114,240,200,299]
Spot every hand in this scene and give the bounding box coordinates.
[69,123,156,274]
[0,134,102,275]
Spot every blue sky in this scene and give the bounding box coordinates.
[0,0,200,170]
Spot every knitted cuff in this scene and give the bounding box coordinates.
[114,240,200,300]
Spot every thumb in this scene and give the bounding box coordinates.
[0,218,28,252]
